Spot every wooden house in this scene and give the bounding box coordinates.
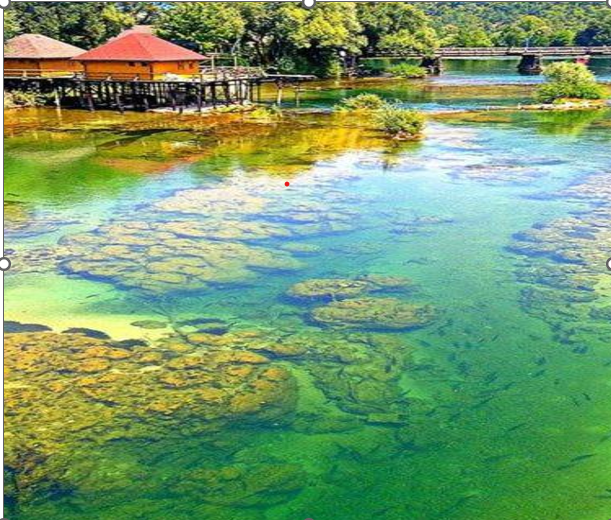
[4,34,85,76]
[72,32,205,81]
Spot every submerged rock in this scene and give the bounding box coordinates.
[130,320,168,330]
[175,463,307,507]
[4,321,52,333]
[58,221,305,294]
[5,330,297,499]
[311,297,435,330]
[62,327,111,340]
[288,278,372,300]
[287,275,414,301]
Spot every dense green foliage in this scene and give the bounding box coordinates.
[6,2,134,47]
[335,93,388,112]
[423,2,611,47]
[388,63,428,79]
[6,2,611,75]
[536,62,607,103]
[375,103,425,138]
[334,94,425,138]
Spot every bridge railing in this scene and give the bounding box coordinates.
[372,46,611,58]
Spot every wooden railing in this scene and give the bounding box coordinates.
[3,68,267,82]
[373,46,611,58]
[4,69,77,78]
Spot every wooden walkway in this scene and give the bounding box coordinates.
[4,71,315,112]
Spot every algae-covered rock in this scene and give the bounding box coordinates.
[311,297,435,330]
[176,463,307,507]
[4,329,298,499]
[131,320,168,330]
[288,278,372,300]
[279,242,322,256]
[287,275,414,301]
[58,221,305,294]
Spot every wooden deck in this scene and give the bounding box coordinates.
[3,71,316,111]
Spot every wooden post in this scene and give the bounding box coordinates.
[294,86,301,108]
[276,80,284,106]
[115,85,125,114]
[197,84,203,112]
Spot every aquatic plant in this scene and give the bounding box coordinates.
[535,62,607,104]
[335,93,387,112]
[374,103,425,139]
[388,63,428,79]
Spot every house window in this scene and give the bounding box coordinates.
[141,62,147,67]
[128,62,136,67]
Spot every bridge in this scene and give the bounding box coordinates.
[371,46,611,74]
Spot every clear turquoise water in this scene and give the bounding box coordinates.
[4,73,611,520]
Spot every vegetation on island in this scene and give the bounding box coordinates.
[375,103,426,139]
[336,94,388,112]
[6,2,611,76]
[536,62,607,104]
[336,94,425,139]
[388,63,428,79]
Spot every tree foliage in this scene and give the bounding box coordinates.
[9,2,133,47]
[6,1,611,76]
[3,10,21,42]
[157,3,245,53]
[536,62,606,103]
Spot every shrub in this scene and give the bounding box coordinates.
[388,63,428,79]
[375,103,425,139]
[535,62,606,104]
[336,93,387,112]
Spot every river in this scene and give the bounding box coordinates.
[4,60,611,520]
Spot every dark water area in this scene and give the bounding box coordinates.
[4,73,611,520]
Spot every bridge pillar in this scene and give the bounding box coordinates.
[518,54,543,75]
[420,56,443,75]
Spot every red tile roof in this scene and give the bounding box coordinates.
[5,33,86,59]
[73,33,205,62]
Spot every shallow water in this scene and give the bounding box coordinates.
[4,82,611,520]
[268,58,611,112]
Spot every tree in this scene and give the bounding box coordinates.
[4,10,21,42]
[379,27,439,57]
[10,2,133,47]
[444,26,493,47]
[156,3,245,53]
[359,3,437,55]
[117,2,161,25]
[496,15,552,47]
[576,11,611,45]
[238,3,364,76]
[536,62,606,103]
